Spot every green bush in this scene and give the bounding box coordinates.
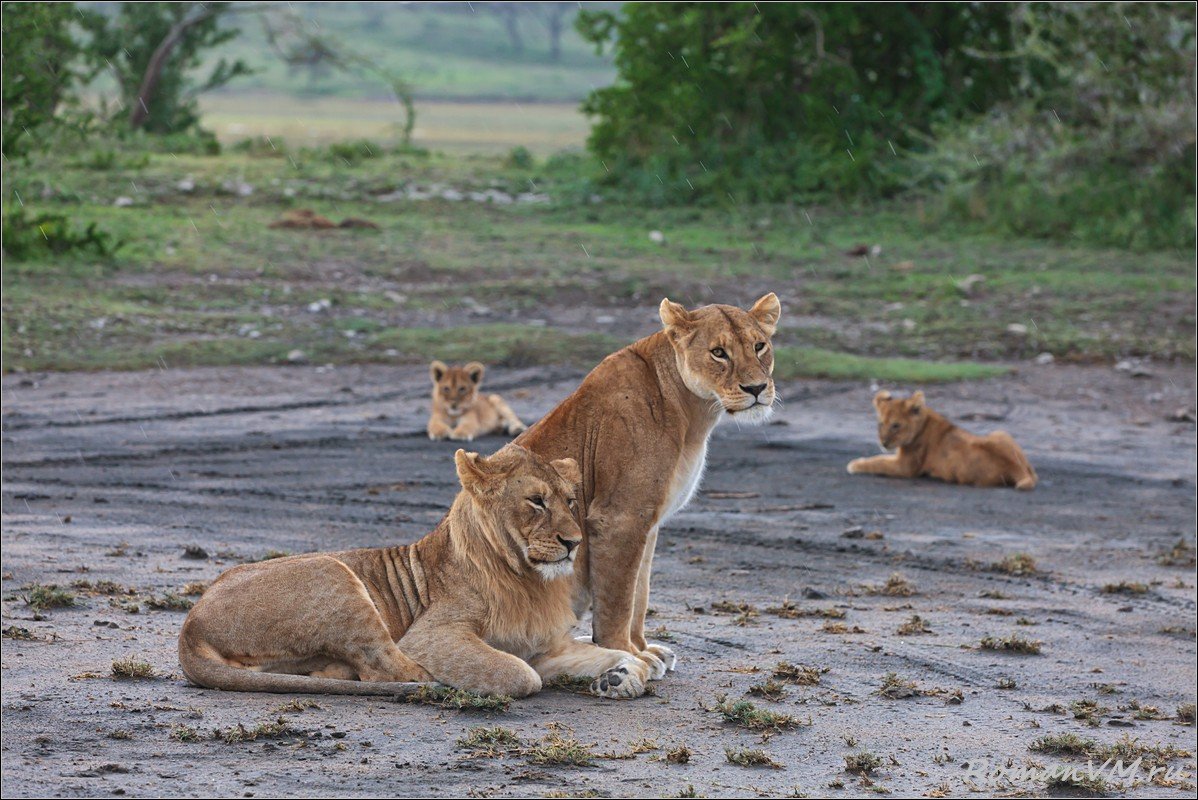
[2,209,124,260]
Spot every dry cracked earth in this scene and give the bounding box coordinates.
[2,361,1196,798]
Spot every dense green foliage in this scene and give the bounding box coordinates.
[916,2,1196,250]
[576,3,1026,202]
[577,2,1195,249]
[1,2,85,158]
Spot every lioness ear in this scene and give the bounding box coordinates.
[748,293,781,336]
[659,298,694,331]
[430,360,448,383]
[873,390,892,411]
[455,449,497,495]
[464,361,485,385]
[550,457,581,486]
[910,390,925,411]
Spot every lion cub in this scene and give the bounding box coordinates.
[179,445,657,699]
[847,390,1037,490]
[428,360,526,441]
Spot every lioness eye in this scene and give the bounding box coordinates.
[755,342,765,353]
[567,497,577,510]
[711,347,727,359]
[529,496,546,509]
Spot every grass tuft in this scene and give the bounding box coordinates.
[844,751,885,776]
[772,662,827,686]
[725,747,783,768]
[978,634,1041,654]
[396,685,511,712]
[111,657,156,680]
[712,695,804,732]
[25,584,77,612]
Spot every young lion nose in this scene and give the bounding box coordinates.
[557,535,579,553]
[740,383,767,399]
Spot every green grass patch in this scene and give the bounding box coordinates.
[776,346,1008,383]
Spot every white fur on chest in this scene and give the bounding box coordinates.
[660,439,708,524]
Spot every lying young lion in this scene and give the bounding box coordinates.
[427,360,527,441]
[847,390,1038,490]
[178,445,652,699]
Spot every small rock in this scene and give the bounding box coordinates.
[900,318,916,331]
[955,274,985,295]
[841,526,865,539]
[648,230,666,244]
[286,350,308,364]
[307,299,332,313]
[802,587,827,600]
[177,178,196,193]
[114,196,134,207]
[183,545,209,560]
[1006,323,1029,336]
[1034,352,1055,365]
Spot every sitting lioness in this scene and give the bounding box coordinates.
[847,390,1037,490]
[516,294,782,669]
[178,445,652,699]
[427,360,527,441]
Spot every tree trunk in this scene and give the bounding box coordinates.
[128,7,218,130]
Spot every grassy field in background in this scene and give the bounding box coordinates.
[198,2,615,102]
[200,95,589,154]
[3,142,1192,381]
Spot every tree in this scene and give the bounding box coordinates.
[78,2,253,134]
[529,2,573,62]
[576,3,1024,201]
[1,2,85,158]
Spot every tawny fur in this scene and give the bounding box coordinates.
[847,390,1038,490]
[178,446,653,699]
[515,294,782,668]
[427,361,527,442]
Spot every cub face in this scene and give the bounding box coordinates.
[659,293,782,424]
[873,390,928,450]
[455,446,582,581]
[430,360,485,416]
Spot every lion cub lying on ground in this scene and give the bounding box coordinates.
[428,360,527,441]
[848,390,1038,490]
[179,445,655,699]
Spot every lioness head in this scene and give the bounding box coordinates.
[873,390,928,450]
[430,360,485,417]
[454,445,582,580]
[659,293,782,423]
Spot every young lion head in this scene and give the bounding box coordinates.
[430,360,485,417]
[873,390,928,450]
[659,293,782,424]
[454,445,582,580]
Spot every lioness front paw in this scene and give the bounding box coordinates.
[449,430,476,442]
[590,659,647,700]
[506,422,527,435]
[639,644,677,678]
[846,459,864,474]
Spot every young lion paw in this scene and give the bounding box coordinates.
[638,644,677,679]
[505,422,527,435]
[590,659,647,700]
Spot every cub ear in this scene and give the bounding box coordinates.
[464,361,485,385]
[659,297,694,331]
[550,457,581,487]
[873,390,892,411]
[909,390,925,411]
[430,360,448,383]
[748,292,781,336]
[455,449,498,495]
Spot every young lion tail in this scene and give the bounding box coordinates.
[178,635,430,697]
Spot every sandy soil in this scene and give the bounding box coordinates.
[2,361,1195,798]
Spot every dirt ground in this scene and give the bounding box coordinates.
[2,359,1195,798]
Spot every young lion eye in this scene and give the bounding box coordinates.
[710,347,727,359]
[755,342,766,353]
[529,495,546,509]
[567,497,577,510]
